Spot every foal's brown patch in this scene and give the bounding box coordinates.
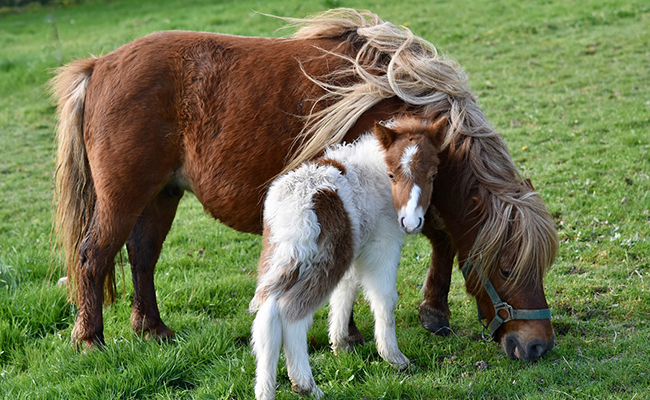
[313,158,347,175]
[281,189,355,322]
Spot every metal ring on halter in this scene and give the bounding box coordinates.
[461,259,551,341]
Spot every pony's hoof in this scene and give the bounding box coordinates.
[71,324,105,352]
[347,315,365,347]
[151,327,175,343]
[140,326,175,343]
[347,328,365,347]
[76,340,97,353]
[132,314,175,343]
[418,305,451,336]
[72,335,104,353]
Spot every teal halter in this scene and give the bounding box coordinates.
[461,259,552,342]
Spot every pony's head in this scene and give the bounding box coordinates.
[459,176,558,362]
[375,116,446,234]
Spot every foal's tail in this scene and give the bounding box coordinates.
[51,57,115,304]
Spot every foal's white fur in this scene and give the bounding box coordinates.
[251,134,416,400]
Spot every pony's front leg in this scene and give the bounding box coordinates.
[282,314,323,398]
[328,269,360,354]
[419,224,456,336]
[251,296,283,400]
[356,243,409,370]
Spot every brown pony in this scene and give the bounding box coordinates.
[51,9,558,362]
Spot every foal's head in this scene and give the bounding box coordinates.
[375,116,447,234]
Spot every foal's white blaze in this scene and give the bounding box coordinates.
[400,144,419,179]
[399,184,424,234]
[398,144,425,233]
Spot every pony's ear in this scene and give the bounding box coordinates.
[427,115,448,149]
[524,178,535,190]
[472,196,485,214]
[374,122,397,149]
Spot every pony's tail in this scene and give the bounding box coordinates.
[51,57,116,305]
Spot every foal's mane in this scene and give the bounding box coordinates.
[280,8,558,288]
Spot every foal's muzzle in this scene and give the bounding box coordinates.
[400,216,423,234]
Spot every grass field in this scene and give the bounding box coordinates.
[1,0,649,398]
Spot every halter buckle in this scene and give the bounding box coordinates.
[494,302,514,323]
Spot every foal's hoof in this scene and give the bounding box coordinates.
[292,383,324,398]
[418,305,451,336]
[387,352,411,371]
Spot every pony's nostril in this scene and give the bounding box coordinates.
[526,340,547,360]
[501,335,519,360]
[400,217,405,228]
[416,217,423,229]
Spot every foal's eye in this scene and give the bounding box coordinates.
[429,173,437,181]
[388,172,395,180]
[500,268,512,279]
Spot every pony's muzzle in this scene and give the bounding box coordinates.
[502,331,555,362]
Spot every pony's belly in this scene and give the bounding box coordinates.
[187,172,267,234]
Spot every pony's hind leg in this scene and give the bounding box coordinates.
[347,311,365,346]
[126,184,184,341]
[252,295,283,400]
[73,207,141,349]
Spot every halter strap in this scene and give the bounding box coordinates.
[461,260,551,341]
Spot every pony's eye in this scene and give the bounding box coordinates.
[388,173,395,180]
[500,268,512,279]
[429,173,437,181]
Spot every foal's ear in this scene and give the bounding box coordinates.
[374,122,397,149]
[427,115,448,149]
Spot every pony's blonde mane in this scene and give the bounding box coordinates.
[281,9,471,173]
[280,8,558,288]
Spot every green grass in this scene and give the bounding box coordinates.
[1,0,649,398]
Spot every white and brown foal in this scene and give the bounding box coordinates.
[250,116,446,400]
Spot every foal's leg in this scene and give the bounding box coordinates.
[328,269,360,353]
[355,238,409,370]
[282,314,323,399]
[419,225,456,336]
[252,295,283,400]
[126,185,184,341]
